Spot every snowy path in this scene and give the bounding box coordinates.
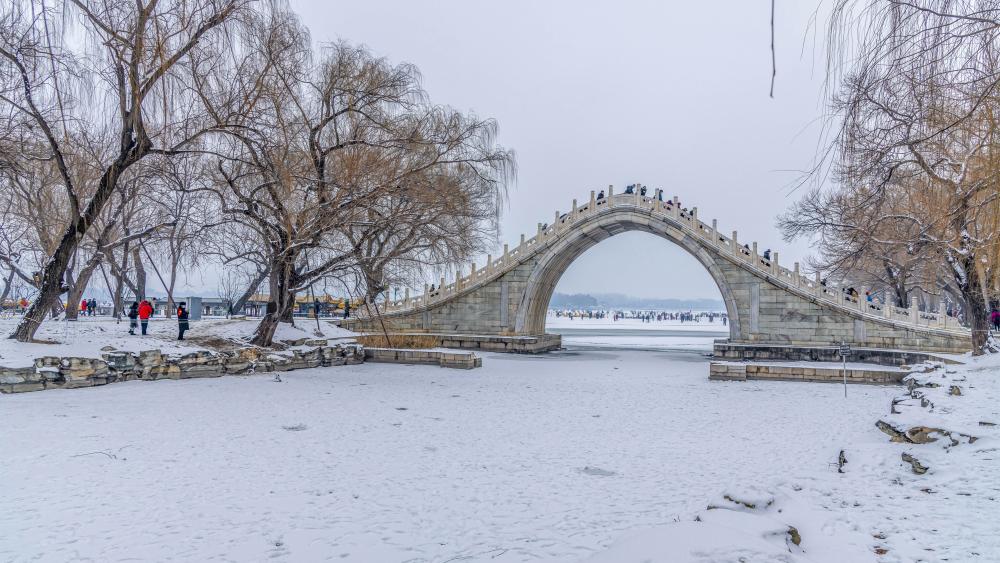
[1,349,900,562]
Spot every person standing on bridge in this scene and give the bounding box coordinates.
[624,184,634,194]
[640,185,647,197]
[597,190,605,200]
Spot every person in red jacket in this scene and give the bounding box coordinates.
[138,299,153,335]
[79,299,87,316]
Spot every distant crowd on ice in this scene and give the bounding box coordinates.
[550,309,728,325]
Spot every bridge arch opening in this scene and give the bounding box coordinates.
[513,213,742,341]
[543,231,729,344]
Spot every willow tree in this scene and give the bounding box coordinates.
[199,11,513,346]
[785,0,1000,353]
[0,0,252,341]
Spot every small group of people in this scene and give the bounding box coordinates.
[127,299,189,340]
[595,187,679,207]
[79,298,98,316]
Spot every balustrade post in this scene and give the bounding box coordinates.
[608,185,614,208]
[711,219,718,245]
[471,263,477,281]
[691,207,698,222]
[503,243,509,262]
[858,289,866,312]
[486,254,492,270]
[731,230,738,255]
[884,300,893,319]
[537,222,542,238]
[751,242,758,265]
[423,283,429,304]
[909,303,919,324]
[772,251,778,275]
[793,262,800,285]
[572,199,577,216]
[520,233,525,248]
[589,190,596,211]
[554,210,560,232]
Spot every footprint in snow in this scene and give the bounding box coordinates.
[580,466,617,477]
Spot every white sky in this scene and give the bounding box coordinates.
[285,0,830,300]
[153,1,830,301]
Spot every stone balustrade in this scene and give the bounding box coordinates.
[369,191,964,334]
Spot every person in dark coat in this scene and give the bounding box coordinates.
[344,300,351,319]
[177,302,190,340]
[127,301,139,335]
[89,298,97,316]
[991,308,1000,332]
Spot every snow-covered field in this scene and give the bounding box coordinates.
[2,313,996,562]
[2,347,946,563]
[0,317,354,368]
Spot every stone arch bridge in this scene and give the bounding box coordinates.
[345,190,969,357]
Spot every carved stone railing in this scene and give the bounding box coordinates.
[368,190,966,333]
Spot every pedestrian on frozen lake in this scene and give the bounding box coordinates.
[127,302,139,335]
[89,298,97,316]
[176,302,189,340]
[138,299,153,335]
[991,308,1000,332]
[79,299,87,316]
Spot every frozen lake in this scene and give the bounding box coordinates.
[1,347,895,562]
[546,314,727,352]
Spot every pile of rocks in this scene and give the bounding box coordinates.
[0,342,365,394]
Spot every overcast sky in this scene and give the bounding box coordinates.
[286,1,830,300]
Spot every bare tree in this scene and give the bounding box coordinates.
[788,0,1000,353]
[1,0,250,341]
[197,12,513,346]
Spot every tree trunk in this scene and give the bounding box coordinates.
[132,246,146,300]
[64,257,102,322]
[961,255,990,355]
[9,149,141,341]
[250,257,295,347]
[0,269,15,305]
[232,267,268,315]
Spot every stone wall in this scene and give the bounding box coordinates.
[0,341,365,394]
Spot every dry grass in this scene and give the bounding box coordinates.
[355,334,440,349]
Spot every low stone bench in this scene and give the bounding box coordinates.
[363,347,482,369]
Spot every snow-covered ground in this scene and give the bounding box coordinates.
[2,314,996,562]
[0,317,354,368]
[546,314,727,352]
[2,347,943,562]
[545,314,729,333]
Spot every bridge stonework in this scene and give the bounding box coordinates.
[346,192,969,355]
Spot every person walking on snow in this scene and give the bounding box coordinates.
[176,302,190,340]
[991,307,1000,333]
[138,299,153,335]
[89,298,97,316]
[127,301,139,335]
[79,299,87,316]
